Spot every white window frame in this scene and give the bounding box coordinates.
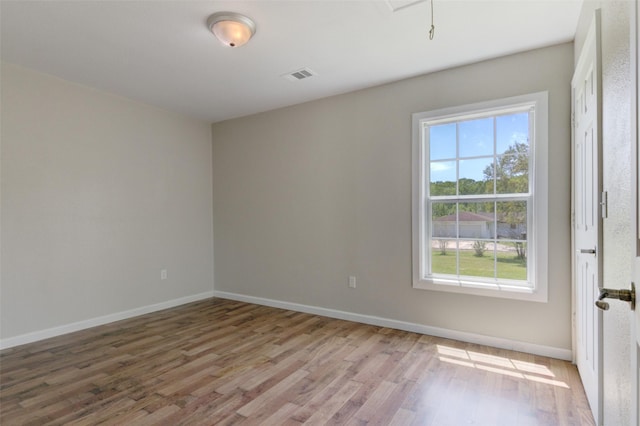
[411,92,548,302]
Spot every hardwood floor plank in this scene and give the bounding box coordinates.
[65,397,139,426]
[236,369,308,417]
[366,379,416,425]
[156,364,221,397]
[135,404,181,426]
[1,298,595,425]
[295,378,362,424]
[259,401,301,425]
[351,380,398,424]
[389,407,416,425]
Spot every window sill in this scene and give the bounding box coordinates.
[413,277,548,302]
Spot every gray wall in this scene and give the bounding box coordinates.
[212,43,574,351]
[575,2,633,424]
[1,63,214,340]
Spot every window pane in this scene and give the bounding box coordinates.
[458,240,495,278]
[459,158,493,195]
[495,153,529,194]
[496,201,527,240]
[496,243,527,281]
[432,202,457,238]
[430,123,456,160]
[458,202,495,239]
[431,240,455,275]
[497,112,529,155]
[430,161,456,195]
[459,117,493,158]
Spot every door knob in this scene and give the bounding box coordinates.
[595,282,636,311]
[580,248,597,255]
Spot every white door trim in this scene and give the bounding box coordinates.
[631,0,639,423]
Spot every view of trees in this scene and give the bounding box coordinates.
[430,141,529,198]
[484,141,529,193]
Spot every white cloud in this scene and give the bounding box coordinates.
[431,162,452,172]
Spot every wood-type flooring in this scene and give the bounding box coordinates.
[0,298,595,425]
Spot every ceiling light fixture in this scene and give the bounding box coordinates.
[207,12,256,48]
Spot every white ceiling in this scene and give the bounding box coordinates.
[0,0,583,123]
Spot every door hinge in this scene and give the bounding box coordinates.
[600,191,608,218]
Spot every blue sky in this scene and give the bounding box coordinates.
[430,112,528,182]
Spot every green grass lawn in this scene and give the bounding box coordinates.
[431,249,527,280]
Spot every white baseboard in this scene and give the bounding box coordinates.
[214,290,572,361]
[0,291,215,350]
[2,289,572,361]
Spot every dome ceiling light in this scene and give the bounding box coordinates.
[207,12,256,48]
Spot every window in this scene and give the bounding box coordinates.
[412,92,548,302]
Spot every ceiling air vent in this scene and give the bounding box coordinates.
[282,68,317,82]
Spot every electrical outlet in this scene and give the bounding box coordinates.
[348,276,356,288]
[161,269,167,280]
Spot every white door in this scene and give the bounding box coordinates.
[572,11,603,425]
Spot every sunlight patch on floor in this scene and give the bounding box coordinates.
[436,344,570,389]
